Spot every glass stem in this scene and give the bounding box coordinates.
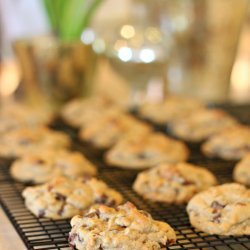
[129,82,146,110]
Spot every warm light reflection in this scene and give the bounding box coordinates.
[92,38,106,53]
[139,48,155,63]
[167,65,183,92]
[130,32,144,48]
[114,39,128,51]
[230,59,250,102]
[0,60,20,97]
[146,77,165,102]
[81,28,95,45]
[173,16,188,32]
[145,27,162,44]
[118,47,133,62]
[120,25,135,39]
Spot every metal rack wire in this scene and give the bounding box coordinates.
[0,104,250,250]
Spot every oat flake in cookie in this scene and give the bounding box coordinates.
[105,132,189,169]
[187,183,250,235]
[133,162,217,204]
[10,150,97,184]
[202,125,250,160]
[69,202,176,250]
[233,154,250,186]
[22,177,123,219]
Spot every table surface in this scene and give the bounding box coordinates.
[0,206,26,250]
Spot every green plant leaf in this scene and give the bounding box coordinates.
[43,0,63,35]
[60,0,89,40]
[43,0,103,41]
[75,0,103,38]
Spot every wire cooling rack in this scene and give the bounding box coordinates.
[0,104,250,250]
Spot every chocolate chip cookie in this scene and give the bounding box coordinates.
[139,95,204,125]
[0,127,70,157]
[133,162,217,203]
[105,132,189,169]
[22,177,123,219]
[69,202,176,250]
[79,110,151,149]
[10,150,97,184]
[202,125,250,160]
[169,108,238,142]
[187,183,250,235]
[234,154,250,186]
[0,102,53,134]
[61,96,116,127]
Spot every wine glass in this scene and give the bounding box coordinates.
[107,25,174,108]
[84,0,176,109]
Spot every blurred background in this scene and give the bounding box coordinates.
[1,0,250,106]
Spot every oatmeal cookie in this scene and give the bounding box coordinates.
[0,102,53,133]
[69,202,176,250]
[233,154,250,186]
[22,177,123,219]
[139,95,204,125]
[187,183,250,235]
[133,162,217,203]
[169,108,237,142]
[105,132,189,169]
[0,127,70,157]
[10,150,97,184]
[79,111,151,149]
[61,97,117,127]
[202,125,250,160]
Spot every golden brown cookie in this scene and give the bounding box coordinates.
[69,202,176,250]
[187,183,250,235]
[22,177,123,219]
[10,150,97,184]
[105,132,189,169]
[133,162,217,203]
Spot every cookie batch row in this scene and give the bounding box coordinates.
[140,97,250,161]
[1,97,250,250]
[10,153,250,218]
[61,96,250,186]
[63,95,250,161]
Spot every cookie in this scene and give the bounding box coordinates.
[139,95,204,125]
[105,132,189,169]
[61,96,116,127]
[79,110,151,149]
[233,154,250,186]
[187,183,250,235]
[0,127,70,157]
[69,202,176,250]
[0,102,53,134]
[169,108,238,142]
[10,150,97,184]
[22,177,123,219]
[202,125,250,160]
[133,162,217,203]
[0,116,20,135]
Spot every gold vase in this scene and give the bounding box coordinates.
[13,36,97,109]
